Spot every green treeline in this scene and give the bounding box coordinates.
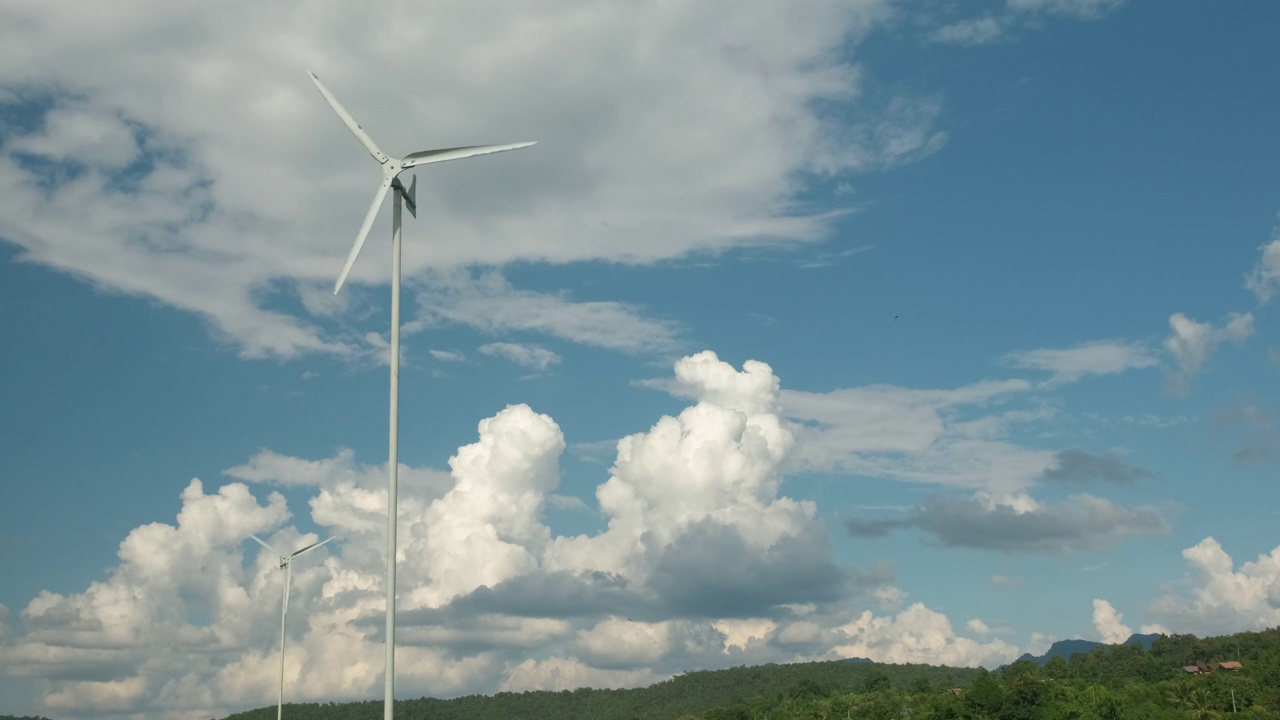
[169,625,1280,719]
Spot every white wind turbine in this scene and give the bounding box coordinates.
[306,71,535,720]
[250,534,336,720]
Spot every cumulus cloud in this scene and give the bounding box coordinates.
[429,349,466,362]
[1163,312,1254,395]
[829,604,1018,668]
[846,492,1169,554]
[542,351,852,621]
[479,342,561,372]
[1245,238,1280,304]
[0,0,945,359]
[1041,448,1151,485]
[1091,599,1132,644]
[1004,340,1158,385]
[1149,537,1280,636]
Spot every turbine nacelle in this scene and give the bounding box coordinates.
[307,72,535,294]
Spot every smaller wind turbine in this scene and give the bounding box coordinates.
[251,534,335,720]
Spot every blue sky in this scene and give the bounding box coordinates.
[2,0,1279,717]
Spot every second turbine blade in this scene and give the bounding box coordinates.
[334,179,392,295]
[400,142,536,168]
[308,71,390,165]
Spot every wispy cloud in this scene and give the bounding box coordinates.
[931,16,1006,46]
[1245,237,1280,305]
[478,342,561,372]
[409,272,683,356]
[1163,312,1254,396]
[931,0,1126,46]
[1216,402,1280,465]
[1041,448,1152,485]
[1005,339,1158,385]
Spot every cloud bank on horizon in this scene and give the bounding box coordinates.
[2,352,1277,718]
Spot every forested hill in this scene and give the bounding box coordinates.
[221,660,978,720]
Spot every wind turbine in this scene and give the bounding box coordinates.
[250,534,336,720]
[306,71,535,720]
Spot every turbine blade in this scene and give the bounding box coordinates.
[405,175,417,219]
[250,534,283,557]
[308,71,390,165]
[291,536,336,559]
[334,179,392,295]
[283,565,291,610]
[400,141,536,169]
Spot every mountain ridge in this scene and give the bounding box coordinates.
[1015,632,1162,665]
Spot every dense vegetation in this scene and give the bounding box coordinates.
[219,627,1280,720]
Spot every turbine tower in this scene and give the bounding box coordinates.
[250,534,335,720]
[307,71,535,720]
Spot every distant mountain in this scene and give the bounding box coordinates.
[840,657,873,664]
[1017,633,1163,665]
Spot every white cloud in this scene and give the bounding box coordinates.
[1006,0,1126,20]
[1149,537,1280,636]
[409,271,682,355]
[1024,632,1057,657]
[781,379,1052,493]
[967,618,991,636]
[1245,237,1280,305]
[429,349,466,362]
[575,618,670,668]
[932,0,1124,47]
[479,342,561,372]
[500,657,658,693]
[830,604,1018,668]
[1163,312,1254,395]
[932,17,1006,45]
[1005,339,1157,384]
[404,404,565,608]
[713,618,776,652]
[1091,599,1132,644]
[225,447,454,496]
[545,351,836,615]
[0,0,940,359]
